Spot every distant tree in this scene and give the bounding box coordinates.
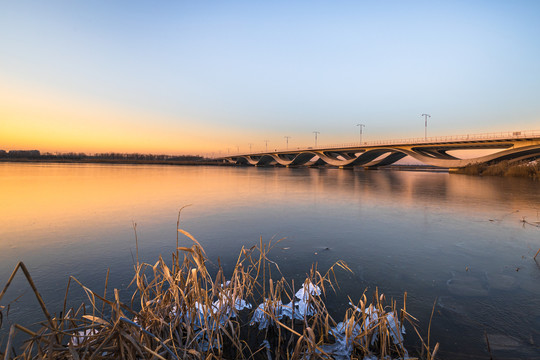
[7,150,40,158]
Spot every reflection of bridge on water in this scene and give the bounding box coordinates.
[222,130,540,169]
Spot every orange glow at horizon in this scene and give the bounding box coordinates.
[0,81,237,156]
[1,80,527,159]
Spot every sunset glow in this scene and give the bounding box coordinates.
[1,1,539,155]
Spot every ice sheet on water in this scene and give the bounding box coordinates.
[349,302,405,345]
[212,293,252,317]
[250,300,284,330]
[250,281,322,329]
[248,282,408,358]
[295,281,321,302]
[385,311,405,344]
[261,339,273,360]
[320,321,358,359]
[167,285,252,335]
[320,303,407,359]
[234,298,252,311]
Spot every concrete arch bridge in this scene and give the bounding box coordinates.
[223,130,540,169]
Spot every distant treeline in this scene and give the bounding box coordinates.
[0,149,41,158]
[0,150,208,162]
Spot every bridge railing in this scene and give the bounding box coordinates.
[230,129,540,156]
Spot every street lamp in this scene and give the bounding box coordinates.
[264,140,269,152]
[421,114,431,141]
[248,143,253,153]
[284,136,291,150]
[313,131,320,148]
[356,123,365,144]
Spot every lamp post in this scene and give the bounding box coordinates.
[313,131,320,148]
[421,114,431,141]
[248,143,252,153]
[284,136,291,150]
[264,140,269,152]
[356,123,365,144]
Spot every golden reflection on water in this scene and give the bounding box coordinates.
[0,164,534,232]
[0,164,237,231]
[1,163,538,250]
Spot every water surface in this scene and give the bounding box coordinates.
[1,163,539,359]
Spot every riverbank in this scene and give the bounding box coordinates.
[0,158,235,166]
[1,158,448,172]
[6,156,540,178]
[454,160,540,178]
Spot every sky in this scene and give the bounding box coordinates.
[1,0,539,156]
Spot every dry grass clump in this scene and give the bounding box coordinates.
[455,162,487,175]
[503,163,534,177]
[456,160,540,178]
[0,228,437,360]
[480,161,511,176]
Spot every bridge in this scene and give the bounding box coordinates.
[221,130,540,169]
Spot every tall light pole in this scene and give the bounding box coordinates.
[248,143,253,153]
[313,131,320,148]
[284,136,291,150]
[421,114,431,141]
[356,123,365,144]
[264,140,269,152]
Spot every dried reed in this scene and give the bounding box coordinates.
[0,229,436,359]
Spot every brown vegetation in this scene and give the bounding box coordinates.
[0,229,436,359]
[455,160,540,178]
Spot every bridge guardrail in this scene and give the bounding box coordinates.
[228,129,540,157]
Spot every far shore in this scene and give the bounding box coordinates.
[5,157,538,178]
[1,157,449,170]
[0,157,234,166]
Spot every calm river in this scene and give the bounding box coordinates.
[1,163,539,359]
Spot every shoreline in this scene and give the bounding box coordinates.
[0,158,235,166]
[12,157,538,178]
[0,158,449,171]
[6,157,538,178]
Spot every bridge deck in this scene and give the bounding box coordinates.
[222,130,540,168]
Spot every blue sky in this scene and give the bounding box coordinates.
[1,0,539,154]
